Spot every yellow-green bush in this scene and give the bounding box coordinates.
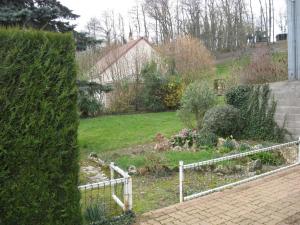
[163,78,183,110]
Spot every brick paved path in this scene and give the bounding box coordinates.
[136,166,300,225]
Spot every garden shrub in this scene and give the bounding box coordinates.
[195,130,218,148]
[143,152,170,176]
[84,203,135,225]
[239,143,251,152]
[225,85,251,119]
[222,138,236,151]
[84,203,107,225]
[178,81,217,128]
[108,211,135,225]
[238,47,287,84]
[140,62,166,112]
[163,76,183,110]
[108,62,183,113]
[225,84,287,142]
[170,129,197,148]
[202,105,242,137]
[244,85,287,141]
[250,152,285,166]
[78,91,103,117]
[108,81,137,113]
[0,29,81,225]
[218,137,237,154]
[77,80,112,117]
[158,36,215,85]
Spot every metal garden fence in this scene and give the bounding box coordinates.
[78,162,132,216]
[179,139,300,202]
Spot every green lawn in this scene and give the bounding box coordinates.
[79,112,184,157]
[78,55,274,215]
[78,57,248,159]
[216,61,232,79]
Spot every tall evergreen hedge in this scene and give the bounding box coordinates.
[0,29,81,225]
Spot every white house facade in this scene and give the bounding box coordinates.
[91,37,159,107]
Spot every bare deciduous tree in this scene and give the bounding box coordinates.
[86,17,101,39]
[158,35,215,85]
[84,0,284,53]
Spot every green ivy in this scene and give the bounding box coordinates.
[0,29,81,225]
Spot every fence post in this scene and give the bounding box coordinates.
[110,162,115,196]
[179,161,184,203]
[128,175,133,210]
[298,137,300,164]
[123,173,132,211]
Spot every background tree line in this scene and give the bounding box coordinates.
[85,0,286,52]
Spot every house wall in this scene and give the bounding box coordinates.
[93,39,158,107]
[94,40,157,84]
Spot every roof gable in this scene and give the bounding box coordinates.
[95,37,154,76]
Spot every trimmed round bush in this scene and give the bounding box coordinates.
[202,105,242,137]
[196,130,218,148]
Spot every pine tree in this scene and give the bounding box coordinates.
[0,0,79,32]
[73,31,102,51]
[0,1,102,50]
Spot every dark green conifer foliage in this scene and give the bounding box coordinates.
[0,29,81,225]
[0,0,79,32]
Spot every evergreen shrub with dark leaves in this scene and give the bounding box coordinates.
[225,85,251,118]
[243,85,287,141]
[0,29,81,225]
[140,62,166,112]
[225,84,288,142]
[77,80,112,118]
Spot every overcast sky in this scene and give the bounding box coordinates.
[60,0,136,32]
[59,0,287,34]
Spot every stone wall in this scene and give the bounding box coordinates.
[270,81,300,140]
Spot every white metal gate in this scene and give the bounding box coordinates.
[79,162,132,212]
[110,162,132,211]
